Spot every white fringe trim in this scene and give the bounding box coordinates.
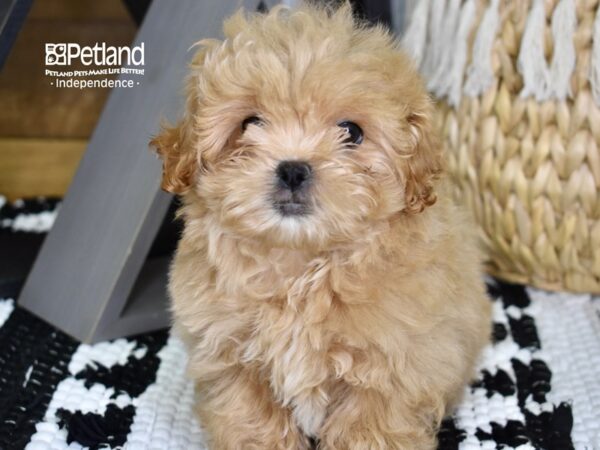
[428,0,462,94]
[464,0,501,97]
[549,0,577,100]
[401,0,586,105]
[421,0,448,79]
[447,0,477,107]
[400,0,431,69]
[518,0,551,101]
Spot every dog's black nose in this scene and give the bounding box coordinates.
[276,161,312,192]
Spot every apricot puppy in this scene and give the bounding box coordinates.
[152,4,491,449]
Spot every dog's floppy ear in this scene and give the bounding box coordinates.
[150,43,212,195]
[150,121,197,194]
[403,109,443,215]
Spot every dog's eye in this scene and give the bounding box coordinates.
[337,121,363,145]
[242,116,264,132]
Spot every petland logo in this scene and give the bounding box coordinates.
[44,42,145,89]
[45,42,145,66]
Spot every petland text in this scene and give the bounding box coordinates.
[45,43,144,67]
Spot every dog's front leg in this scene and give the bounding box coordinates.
[317,384,439,450]
[193,365,311,450]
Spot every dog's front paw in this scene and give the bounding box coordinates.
[318,428,436,450]
[193,373,312,450]
[317,386,440,450]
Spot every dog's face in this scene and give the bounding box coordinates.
[152,5,441,249]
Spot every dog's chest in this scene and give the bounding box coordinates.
[249,309,330,437]
[236,249,337,436]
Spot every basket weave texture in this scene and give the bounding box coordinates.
[428,0,600,293]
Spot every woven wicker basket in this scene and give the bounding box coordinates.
[403,0,600,293]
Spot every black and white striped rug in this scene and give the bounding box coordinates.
[1,196,599,450]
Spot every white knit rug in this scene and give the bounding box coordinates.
[0,282,595,450]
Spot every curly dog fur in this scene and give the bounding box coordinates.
[151,4,491,449]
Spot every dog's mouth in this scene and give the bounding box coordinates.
[272,190,311,216]
[275,200,309,216]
